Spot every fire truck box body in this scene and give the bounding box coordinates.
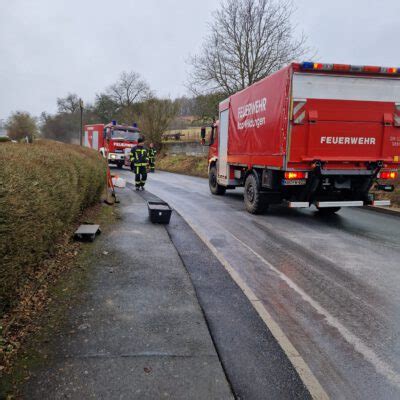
[211,62,400,213]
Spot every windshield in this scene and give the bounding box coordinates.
[112,129,140,141]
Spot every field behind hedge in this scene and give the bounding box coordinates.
[157,154,208,178]
[0,140,107,313]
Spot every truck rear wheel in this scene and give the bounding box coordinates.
[209,166,226,195]
[317,207,341,215]
[244,173,268,214]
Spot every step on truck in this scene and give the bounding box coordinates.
[201,62,400,214]
[84,121,143,168]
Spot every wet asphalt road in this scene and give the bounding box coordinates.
[138,185,311,399]
[121,169,400,399]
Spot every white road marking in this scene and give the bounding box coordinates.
[121,171,328,398]
[127,171,400,396]
[180,215,330,400]
[230,232,400,391]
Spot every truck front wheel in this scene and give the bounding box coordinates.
[244,173,268,214]
[209,166,226,195]
[116,161,124,169]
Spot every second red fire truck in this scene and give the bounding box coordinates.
[84,121,143,168]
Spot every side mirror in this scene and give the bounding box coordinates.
[200,126,215,146]
[200,127,209,146]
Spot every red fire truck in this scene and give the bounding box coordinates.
[84,121,143,168]
[201,62,400,214]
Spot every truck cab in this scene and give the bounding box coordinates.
[84,121,144,169]
[103,122,143,169]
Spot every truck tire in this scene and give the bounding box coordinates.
[209,166,226,195]
[117,161,124,169]
[244,173,268,214]
[317,207,341,215]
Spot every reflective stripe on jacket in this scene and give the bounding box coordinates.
[130,146,149,166]
[148,148,157,159]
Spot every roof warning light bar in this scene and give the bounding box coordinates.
[301,62,400,75]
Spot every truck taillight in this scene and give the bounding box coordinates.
[284,171,308,180]
[379,171,398,180]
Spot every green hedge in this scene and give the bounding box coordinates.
[0,140,107,313]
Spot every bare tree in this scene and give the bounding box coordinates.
[5,111,38,141]
[138,98,179,148]
[107,71,151,108]
[57,93,81,114]
[189,0,310,95]
[40,111,79,143]
[93,93,120,123]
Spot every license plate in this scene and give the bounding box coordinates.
[282,179,306,186]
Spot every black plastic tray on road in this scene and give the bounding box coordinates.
[147,201,173,224]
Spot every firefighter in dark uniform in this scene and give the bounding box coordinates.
[148,143,157,173]
[130,137,149,190]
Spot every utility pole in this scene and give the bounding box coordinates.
[79,99,84,146]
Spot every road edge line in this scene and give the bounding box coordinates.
[182,217,329,400]
[364,206,400,217]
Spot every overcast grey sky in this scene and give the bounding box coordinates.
[0,0,399,120]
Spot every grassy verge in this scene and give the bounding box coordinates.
[375,175,400,208]
[0,202,117,398]
[157,154,208,178]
